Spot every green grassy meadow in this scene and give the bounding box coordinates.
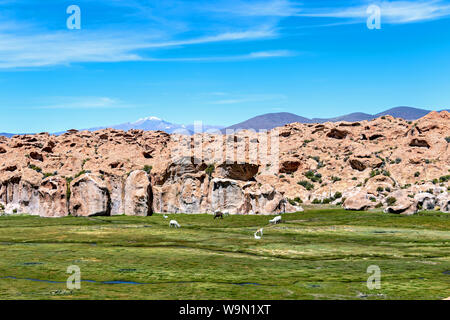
[0,208,449,300]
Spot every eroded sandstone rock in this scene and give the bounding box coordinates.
[279,159,301,174]
[327,128,349,139]
[105,174,125,215]
[409,138,430,148]
[124,170,153,216]
[244,183,288,214]
[70,174,110,217]
[216,163,259,181]
[210,178,245,214]
[38,177,69,217]
[414,192,436,210]
[383,190,418,215]
[0,111,448,217]
[437,193,449,213]
[343,192,373,211]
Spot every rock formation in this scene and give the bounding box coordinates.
[383,190,418,216]
[343,192,374,211]
[0,111,449,217]
[69,174,111,217]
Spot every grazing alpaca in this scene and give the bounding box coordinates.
[214,211,224,219]
[169,220,181,228]
[163,215,168,219]
[269,216,282,224]
[254,228,263,240]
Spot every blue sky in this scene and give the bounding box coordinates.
[0,0,449,133]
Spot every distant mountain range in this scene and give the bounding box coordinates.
[1,107,448,138]
[51,117,223,136]
[1,117,224,137]
[82,116,224,135]
[0,132,16,138]
[222,107,450,132]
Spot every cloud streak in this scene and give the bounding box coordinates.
[297,0,450,24]
[202,0,301,17]
[1,1,449,69]
[0,26,280,68]
[31,97,130,110]
[0,0,290,69]
[145,50,296,62]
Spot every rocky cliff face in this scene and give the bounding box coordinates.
[0,111,449,217]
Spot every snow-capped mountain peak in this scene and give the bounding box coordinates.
[80,116,224,135]
[134,116,162,123]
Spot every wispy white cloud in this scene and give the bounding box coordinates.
[32,97,130,109]
[0,26,280,69]
[2,0,447,69]
[202,0,301,17]
[140,29,277,49]
[297,0,450,24]
[0,1,289,69]
[145,50,296,62]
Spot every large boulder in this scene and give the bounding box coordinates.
[409,138,430,148]
[344,192,373,211]
[244,184,292,214]
[284,201,304,213]
[327,128,349,139]
[105,174,125,215]
[210,178,246,214]
[124,170,153,216]
[383,190,418,215]
[0,170,42,215]
[414,192,436,210]
[4,203,21,215]
[348,153,383,172]
[348,159,367,171]
[160,156,204,184]
[177,174,208,213]
[437,193,450,213]
[152,172,209,214]
[37,177,69,217]
[279,159,301,174]
[70,174,110,217]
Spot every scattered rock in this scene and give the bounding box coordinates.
[409,138,430,148]
[383,190,418,215]
[327,128,349,139]
[343,192,373,211]
[349,159,366,171]
[414,193,436,210]
[29,151,43,162]
[279,159,301,174]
